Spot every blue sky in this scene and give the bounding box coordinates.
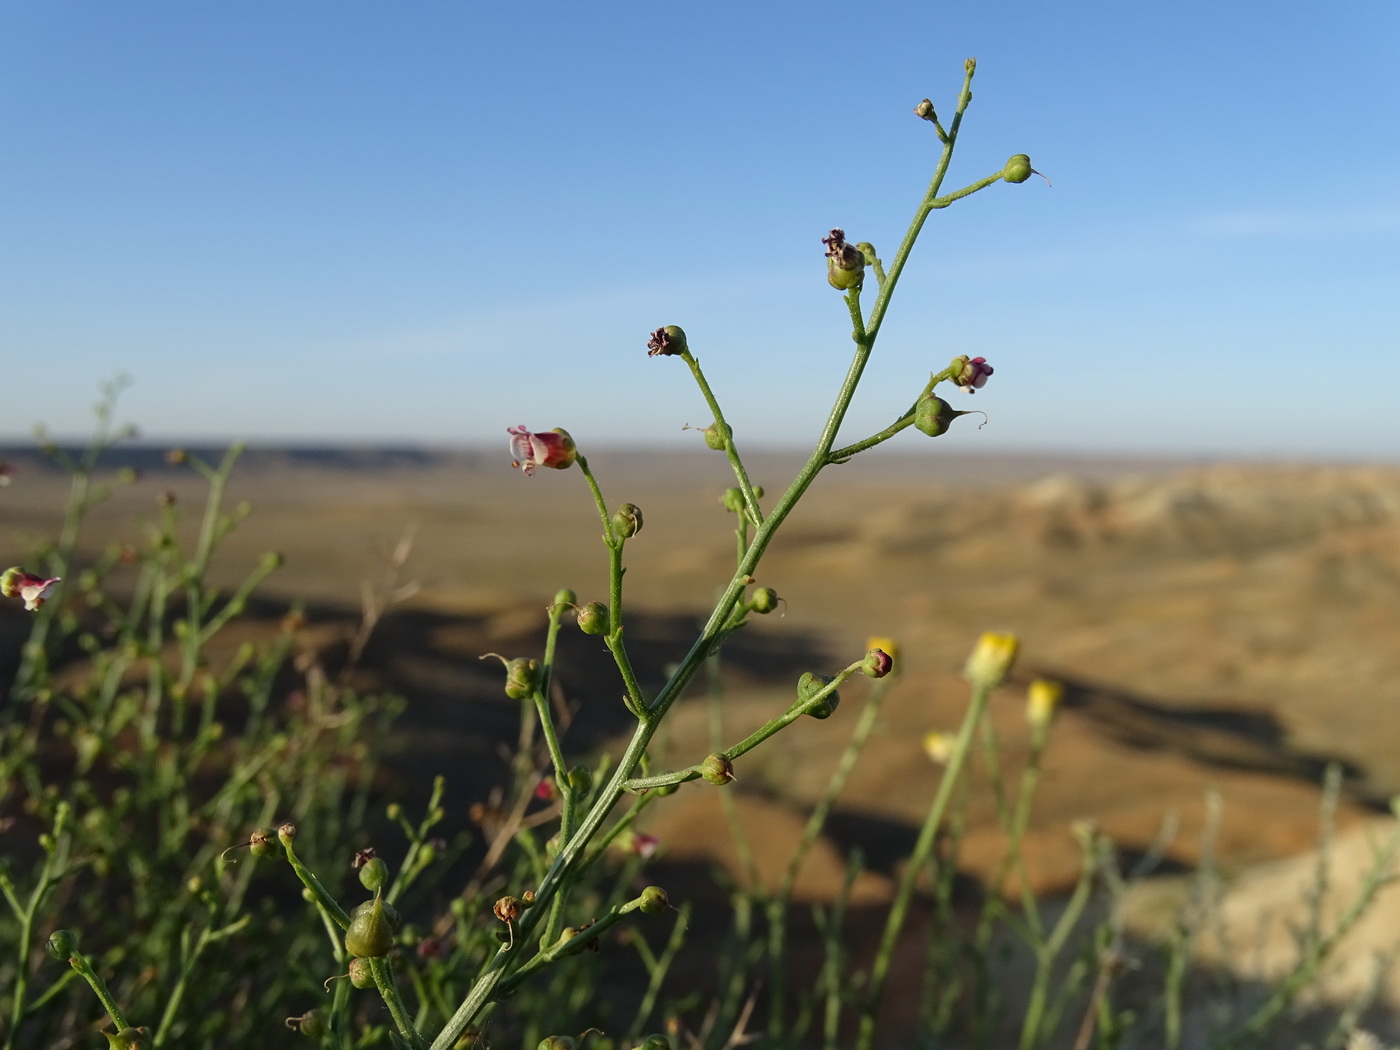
[3,2,1397,458]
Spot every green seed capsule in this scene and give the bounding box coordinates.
[798,671,841,719]
[751,587,779,613]
[577,602,609,635]
[349,956,375,989]
[700,753,735,785]
[639,886,670,914]
[915,394,955,437]
[1003,154,1033,184]
[358,856,388,893]
[345,895,395,958]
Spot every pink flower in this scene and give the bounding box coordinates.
[507,426,578,476]
[1,568,61,612]
[613,830,659,859]
[952,355,994,392]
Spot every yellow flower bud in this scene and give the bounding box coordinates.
[963,632,1018,689]
[1026,678,1063,728]
[922,731,955,765]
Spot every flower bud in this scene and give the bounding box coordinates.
[798,671,840,719]
[700,753,735,786]
[751,587,779,614]
[504,657,540,700]
[1003,154,1034,184]
[963,632,1018,689]
[822,229,864,291]
[348,956,375,989]
[345,895,396,958]
[914,98,937,121]
[914,394,956,437]
[1026,678,1063,729]
[646,325,689,357]
[105,1028,153,1049]
[862,648,894,678]
[639,886,670,914]
[508,426,578,476]
[720,487,745,514]
[866,636,899,668]
[46,929,79,960]
[554,588,577,607]
[358,857,389,893]
[613,503,644,538]
[577,602,609,636]
[923,731,955,764]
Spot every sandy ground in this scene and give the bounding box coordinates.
[7,445,1400,1038]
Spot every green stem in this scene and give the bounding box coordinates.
[856,680,994,1050]
[1,803,74,1050]
[680,350,764,527]
[152,915,251,1047]
[622,666,860,792]
[576,457,647,715]
[768,680,889,1040]
[828,366,960,462]
[1017,839,1101,1050]
[66,949,130,1032]
[864,61,976,346]
[278,827,351,929]
[370,957,429,1050]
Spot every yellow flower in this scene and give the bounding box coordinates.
[963,632,1018,689]
[922,731,955,765]
[1026,678,1063,728]
[866,636,900,666]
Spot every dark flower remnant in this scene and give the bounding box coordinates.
[646,325,689,357]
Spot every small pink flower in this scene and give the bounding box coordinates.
[534,779,560,803]
[507,426,578,476]
[953,355,994,392]
[1,568,62,612]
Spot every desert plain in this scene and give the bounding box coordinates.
[6,443,1400,1037]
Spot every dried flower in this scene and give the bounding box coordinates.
[507,426,577,476]
[1,568,61,611]
[647,325,689,357]
[822,228,865,291]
